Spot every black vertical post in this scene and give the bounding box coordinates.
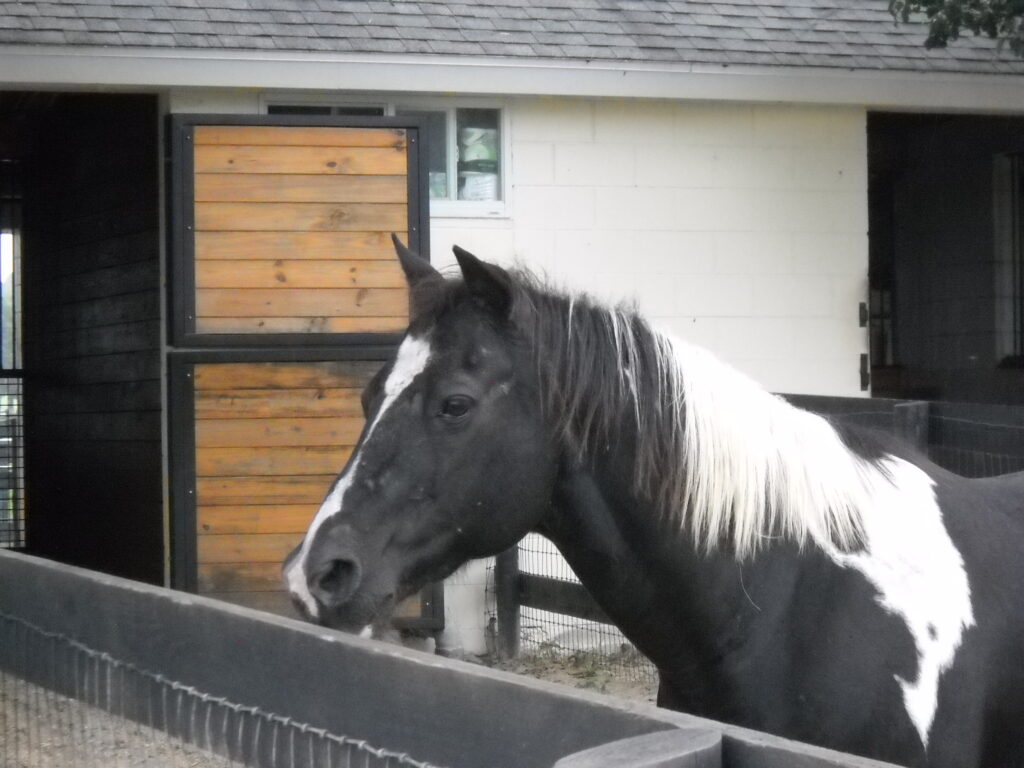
[495,546,520,659]
[893,400,929,451]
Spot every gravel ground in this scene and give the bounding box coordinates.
[1,673,230,768]
[2,650,657,767]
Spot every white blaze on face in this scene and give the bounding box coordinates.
[284,335,432,620]
[827,457,974,751]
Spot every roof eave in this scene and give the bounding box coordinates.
[1,44,1022,113]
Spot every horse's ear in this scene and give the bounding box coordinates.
[391,234,440,286]
[453,245,512,317]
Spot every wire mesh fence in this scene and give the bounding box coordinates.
[0,610,444,768]
[0,375,23,550]
[487,533,658,688]
[928,412,1024,478]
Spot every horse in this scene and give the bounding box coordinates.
[283,237,1024,768]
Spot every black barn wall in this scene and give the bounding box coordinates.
[869,113,1024,404]
[21,94,163,583]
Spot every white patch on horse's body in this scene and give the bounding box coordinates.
[284,335,432,619]
[627,327,973,748]
[828,458,974,750]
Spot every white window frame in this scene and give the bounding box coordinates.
[260,93,510,219]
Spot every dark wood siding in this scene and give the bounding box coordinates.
[22,94,163,584]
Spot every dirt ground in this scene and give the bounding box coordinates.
[483,652,659,706]
[1,673,225,767]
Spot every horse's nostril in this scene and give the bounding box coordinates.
[309,558,360,607]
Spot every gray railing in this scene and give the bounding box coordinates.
[0,550,898,768]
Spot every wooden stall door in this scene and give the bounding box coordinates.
[173,119,429,346]
[170,116,438,628]
[192,360,431,621]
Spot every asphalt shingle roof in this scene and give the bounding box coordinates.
[2,0,1023,76]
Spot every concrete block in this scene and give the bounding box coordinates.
[512,141,555,185]
[594,98,675,144]
[751,275,836,318]
[714,147,793,189]
[594,187,683,230]
[555,142,635,186]
[674,274,755,317]
[636,144,716,188]
[514,185,595,230]
[675,102,754,147]
[714,231,793,274]
[511,96,594,142]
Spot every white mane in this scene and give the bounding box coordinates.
[649,331,873,557]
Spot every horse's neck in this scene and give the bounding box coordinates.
[541,454,804,713]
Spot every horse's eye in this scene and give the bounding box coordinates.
[439,395,474,421]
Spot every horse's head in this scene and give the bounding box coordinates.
[283,238,557,632]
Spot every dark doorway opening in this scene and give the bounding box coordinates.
[868,112,1024,404]
[0,92,163,582]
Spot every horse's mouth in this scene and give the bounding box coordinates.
[312,592,397,635]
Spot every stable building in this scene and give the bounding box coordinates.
[0,0,1022,653]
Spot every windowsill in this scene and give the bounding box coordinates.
[429,200,508,220]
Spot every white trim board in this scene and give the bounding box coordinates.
[2,45,1024,113]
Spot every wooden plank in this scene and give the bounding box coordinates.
[198,562,288,592]
[196,475,335,506]
[196,387,364,419]
[195,202,407,232]
[194,173,408,204]
[204,590,298,617]
[195,417,363,448]
[195,316,408,334]
[194,361,382,390]
[196,287,409,318]
[193,125,406,148]
[196,260,406,289]
[195,231,408,261]
[196,445,352,477]
[518,573,610,624]
[194,145,408,175]
[197,504,318,535]
[198,532,302,564]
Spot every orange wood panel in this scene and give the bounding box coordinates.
[196,287,408,318]
[196,475,336,506]
[195,417,364,448]
[194,145,408,175]
[195,202,407,232]
[194,173,407,204]
[197,504,317,535]
[195,387,363,420]
[198,562,290,592]
[195,316,408,334]
[194,231,408,261]
[196,445,353,477]
[194,125,406,148]
[196,260,406,289]
[194,361,382,390]
[198,532,302,564]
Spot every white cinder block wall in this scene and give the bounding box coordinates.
[166,89,870,655]
[434,97,870,655]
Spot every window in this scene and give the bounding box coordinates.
[266,98,505,216]
[0,161,24,550]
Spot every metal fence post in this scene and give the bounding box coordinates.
[494,547,520,659]
[893,400,929,451]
